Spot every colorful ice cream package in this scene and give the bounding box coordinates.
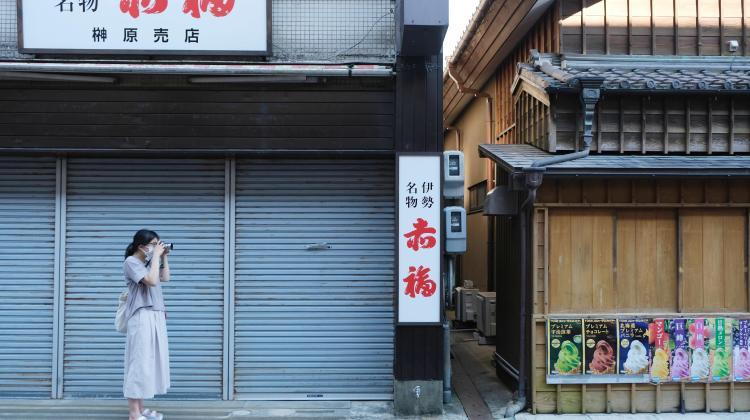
[618,318,650,376]
[584,319,617,375]
[733,319,750,381]
[649,319,671,382]
[688,318,711,382]
[548,318,583,376]
[707,318,732,382]
[668,318,690,382]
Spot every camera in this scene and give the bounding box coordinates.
[161,242,174,251]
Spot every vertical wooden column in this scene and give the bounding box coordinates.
[394,55,444,383]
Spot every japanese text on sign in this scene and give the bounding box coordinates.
[398,155,442,324]
[19,0,269,54]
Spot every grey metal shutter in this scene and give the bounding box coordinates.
[0,157,57,397]
[234,159,395,400]
[63,158,226,398]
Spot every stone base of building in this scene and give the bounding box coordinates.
[393,380,443,416]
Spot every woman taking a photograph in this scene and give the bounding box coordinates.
[123,229,171,420]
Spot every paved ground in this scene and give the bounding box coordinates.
[0,398,470,419]
[517,415,750,420]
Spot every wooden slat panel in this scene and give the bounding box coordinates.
[616,210,678,312]
[680,209,748,312]
[549,209,614,313]
[0,82,395,152]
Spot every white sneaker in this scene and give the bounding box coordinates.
[142,409,164,420]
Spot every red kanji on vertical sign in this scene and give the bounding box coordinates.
[183,0,235,18]
[403,266,436,298]
[120,0,168,18]
[403,218,437,251]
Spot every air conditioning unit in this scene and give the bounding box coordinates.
[475,292,496,337]
[455,287,478,323]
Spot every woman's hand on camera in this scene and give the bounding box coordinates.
[153,241,166,257]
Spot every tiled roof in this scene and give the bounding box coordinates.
[518,53,750,93]
[479,144,750,177]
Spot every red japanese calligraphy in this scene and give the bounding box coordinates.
[183,0,235,18]
[403,266,436,298]
[403,218,436,251]
[120,0,168,18]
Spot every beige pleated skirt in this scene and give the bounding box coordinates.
[124,308,171,399]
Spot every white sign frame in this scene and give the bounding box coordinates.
[17,0,271,55]
[397,153,443,325]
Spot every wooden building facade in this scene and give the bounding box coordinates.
[444,0,750,415]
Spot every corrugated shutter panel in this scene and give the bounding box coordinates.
[63,159,225,398]
[234,159,395,400]
[0,157,57,397]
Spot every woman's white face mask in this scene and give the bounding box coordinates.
[142,244,155,261]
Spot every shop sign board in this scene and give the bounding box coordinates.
[398,154,441,324]
[18,0,270,55]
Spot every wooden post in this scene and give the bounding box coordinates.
[581,384,587,414]
[606,384,612,413]
[685,100,691,154]
[697,0,702,56]
[656,383,662,414]
[730,97,736,155]
[641,97,647,154]
[663,98,670,154]
[650,0,656,54]
[619,98,625,153]
[627,0,633,55]
[707,99,713,155]
[605,0,610,54]
[581,0,587,54]
[673,0,679,55]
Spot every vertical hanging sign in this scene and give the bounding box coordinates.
[398,154,442,324]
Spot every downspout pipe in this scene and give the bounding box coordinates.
[503,78,602,419]
[444,126,462,151]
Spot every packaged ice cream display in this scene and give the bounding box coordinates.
[618,318,650,376]
[733,319,750,381]
[584,319,617,375]
[649,319,670,382]
[708,318,732,382]
[688,318,711,382]
[669,319,689,382]
[548,319,583,376]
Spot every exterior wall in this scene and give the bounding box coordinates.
[0,77,395,152]
[551,93,750,154]
[560,0,750,56]
[494,6,559,145]
[444,86,491,291]
[531,178,750,414]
